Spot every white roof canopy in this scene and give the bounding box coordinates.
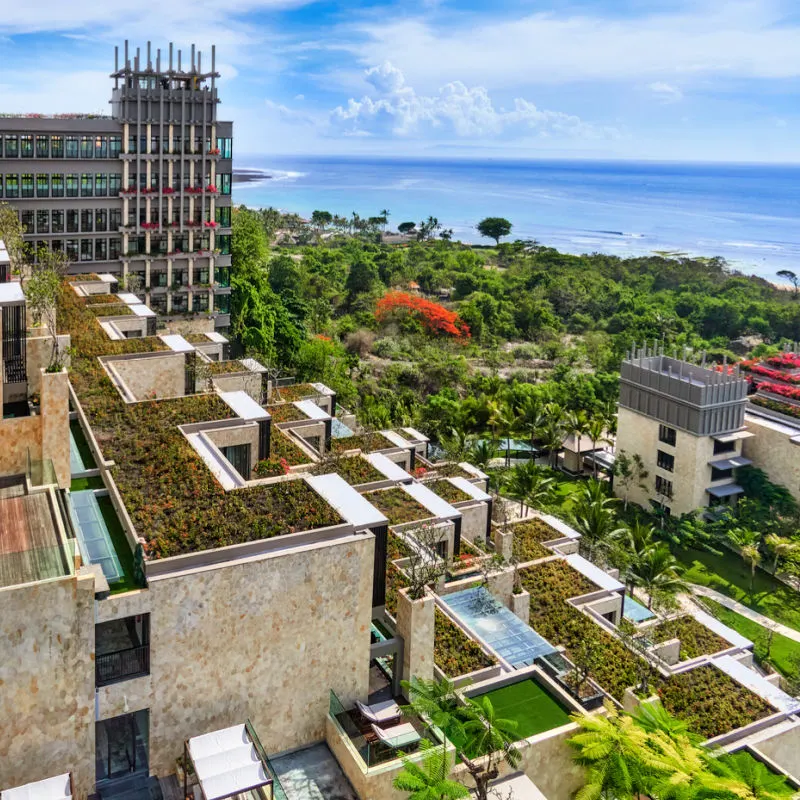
[565,553,624,593]
[116,292,142,305]
[716,655,800,715]
[220,391,269,421]
[1,774,72,800]
[294,399,330,421]
[0,282,25,305]
[448,476,491,502]
[159,334,194,353]
[306,473,387,528]
[381,430,412,450]
[403,481,461,520]
[187,724,273,800]
[130,304,156,318]
[367,452,412,482]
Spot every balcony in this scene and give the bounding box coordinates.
[96,644,150,686]
[95,615,150,687]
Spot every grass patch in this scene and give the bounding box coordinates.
[71,476,105,491]
[511,518,559,562]
[70,420,96,469]
[702,598,800,681]
[675,547,800,634]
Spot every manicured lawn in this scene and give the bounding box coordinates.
[703,599,800,681]
[70,476,105,491]
[473,679,572,739]
[675,547,800,634]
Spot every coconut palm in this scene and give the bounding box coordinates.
[487,399,515,467]
[538,402,567,469]
[614,521,657,596]
[630,542,688,609]
[570,480,624,562]
[505,462,554,515]
[728,527,763,595]
[393,741,468,800]
[514,395,545,455]
[587,415,611,478]
[764,533,797,575]
[569,700,652,800]
[565,408,591,474]
[469,439,497,471]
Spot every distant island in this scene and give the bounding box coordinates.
[233,167,273,184]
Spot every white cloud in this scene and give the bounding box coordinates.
[346,2,800,92]
[0,69,110,115]
[329,62,618,141]
[648,82,684,103]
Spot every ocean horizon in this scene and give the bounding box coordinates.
[232,155,800,282]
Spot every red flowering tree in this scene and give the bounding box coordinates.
[375,292,470,339]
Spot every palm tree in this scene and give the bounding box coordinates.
[565,409,590,474]
[764,533,797,575]
[538,402,566,469]
[439,427,473,465]
[505,462,553,515]
[587,415,611,478]
[514,395,544,455]
[380,208,390,233]
[568,701,652,800]
[614,521,656,596]
[708,750,798,799]
[487,399,515,467]
[728,527,763,595]
[469,439,497,471]
[570,480,624,562]
[393,741,468,800]
[631,542,688,609]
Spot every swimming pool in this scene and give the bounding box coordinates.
[623,595,655,623]
[69,490,124,583]
[330,418,354,438]
[441,587,556,668]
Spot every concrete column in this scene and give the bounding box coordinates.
[166,260,173,287]
[123,122,130,152]
[145,261,151,289]
[510,590,530,625]
[187,259,194,286]
[168,123,174,153]
[189,160,196,187]
[123,161,130,186]
[187,292,193,312]
[146,123,152,154]
[396,589,435,690]
[166,292,172,313]
[39,369,70,489]
[208,290,214,312]
[493,528,513,562]
[146,160,152,188]
[145,232,151,255]
[486,566,514,607]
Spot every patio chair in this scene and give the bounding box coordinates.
[356,699,402,725]
[370,722,421,750]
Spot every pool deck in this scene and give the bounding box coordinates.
[272,744,357,800]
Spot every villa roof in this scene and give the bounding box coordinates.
[294,399,329,421]
[366,452,412,482]
[565,553,623,593]
[402,481,460,520]
[716,655,800,714]
[1,773,72,800]
[306,474,388,529]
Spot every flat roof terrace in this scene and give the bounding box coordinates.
[0,487,71,588]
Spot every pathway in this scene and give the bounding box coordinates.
[689,584,800,644]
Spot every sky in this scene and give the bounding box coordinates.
[1,1,800,162]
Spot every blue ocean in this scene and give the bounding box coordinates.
[233,155,800,282]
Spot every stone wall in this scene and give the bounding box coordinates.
[0,414,40,479]
[459,503,488,545]
[205,423,261,475]
[26,334,71,394]
[0,572,96,798]
[211,372,262,403]
[40,369,70,489]
[145,533,374,775]
[110,354,186,401]
[752,724,800,779]
[395,590,435,687]
[743,415,800,502]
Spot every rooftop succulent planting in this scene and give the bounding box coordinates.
[657,665,773,739]
[426,479,472,504]
[385,563,409,616]
[207,360,246,375]
[426,463,474,480]
[266,403,307,423]
[86,294,126,305]
[330,431,395,453]
[750,394,800,420]
[270,430,312,466]
[58,287,341,559]
[365,487,432,525]
[511,518,561,562]
[183,333,213,344]
[314,455,384,485]
[89,304,134,316]
[276,382,319,402]
[66,273,101,281]
[434,610,495,677]
[650,616,731,661]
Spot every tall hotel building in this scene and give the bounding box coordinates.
[0,41,233,330]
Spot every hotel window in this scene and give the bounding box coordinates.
[216,137,232,159]
[221,444,251,478]
[127,136,137,154]
[172,293,188,313]
[21,174,34,198]
[655,475,674,499]
[4,174,19,198]
[20,135,33,158]
[51,174,64,197]
[95,173,107,197]
[656,450,674,472]
[215,293,231,314]
[711,466,734,482]
[80,136,93,158]
[80,174,93,197]
[51,136,64,158]
[66,210,79,233]
[215,173,231,196]
[52,210,65,233]
[109,209,121,230]
[65,136,79,158]
[217,234,231,255]
[36,210,50,234]
[713,439,736,455]
[95,209,108,232]
[66,239,78,261]
[20,211,34,234]
[109,135,122,158]
[81,210,93,233]
[94,136,108,159]
[154,271,168,287]
[109,174,122,196]
[35,135,49,158]
[66,174,79,197]
[4,135,19,157]
[95,239,107,261]
[215,206,231,227]
[658,424,676,446]
[109,238,121,260]
[36,174,49,197]
[151,135,160,154]
[195,293,209,312]
[80,239,93,261]
[51,239,63,254]
[197,267,209,284]
[172,135,182,154]
[139,135,147,154]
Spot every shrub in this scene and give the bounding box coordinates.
[366,487,432,525]
[650,616,730,661]
[376,291,470,338]
[434,610,495,677]
[427,479,472,504]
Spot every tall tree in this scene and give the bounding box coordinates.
[728,528,763,594]
[0,202,26,273]
[613,451,649,511]
[776,270,799,298]
[630,542,687,609]
[393,741,468,800]
[476,217,513,245]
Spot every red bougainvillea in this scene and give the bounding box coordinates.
[766,353,800,369]
[376,292,470,338]
[758,381,800,401]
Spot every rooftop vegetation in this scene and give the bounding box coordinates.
[750,394,800,420]
[365,487,432,525]
[66,273,101,281]
[313,455,384,485]
[86,294,126,305]
[207,359,246,375]
[426,479,472,504]
[650,615,730,661]
[330,431,395,453]
[434,609,495,677]
[183,333,213,343]
[266,403,307,423]
[58,286,342,559]
[428,463,475,480]
[276,382,319,402]
[510,518,560,562]
[89,303,133,316]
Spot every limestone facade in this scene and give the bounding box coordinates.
[743,414,800,502]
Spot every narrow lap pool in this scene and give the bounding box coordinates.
[69,490,124,583]
[441,587,556,668]
[623,595,655,623]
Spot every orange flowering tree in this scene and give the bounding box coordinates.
[375,292,470,339]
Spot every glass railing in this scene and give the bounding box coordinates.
[27,449,57,488]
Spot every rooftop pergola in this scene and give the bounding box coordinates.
[1,773,73,800]
[185,722,275,800]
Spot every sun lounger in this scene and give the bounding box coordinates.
[370,722,421,750]
[356,700,401,725]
